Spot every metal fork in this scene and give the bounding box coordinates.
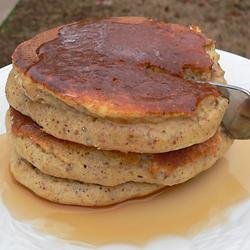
[208,82,250,139]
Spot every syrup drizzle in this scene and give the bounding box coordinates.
[0,134,250,246]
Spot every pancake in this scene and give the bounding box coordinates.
[10,151,161,207]
[7,108,233,186]
[7,16,228,153]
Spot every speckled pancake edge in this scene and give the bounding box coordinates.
[10,151,162,207]
[7,108,233,186]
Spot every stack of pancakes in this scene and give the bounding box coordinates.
[6,17,232,206]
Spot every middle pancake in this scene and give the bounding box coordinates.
[7,108,232,187]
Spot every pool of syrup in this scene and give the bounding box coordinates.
[0,134,250,246]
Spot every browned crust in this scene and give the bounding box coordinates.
[12,17,220,119]
[12,26,61,72]
[151,132,221,176]
[10,107,71,147]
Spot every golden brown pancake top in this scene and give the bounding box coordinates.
[10,108,221,174]
[12,17,220,119]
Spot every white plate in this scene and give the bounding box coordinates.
[0,50,249,250]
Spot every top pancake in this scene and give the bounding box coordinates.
[12,16,224,120]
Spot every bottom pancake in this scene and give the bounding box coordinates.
[10,151,161,207]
